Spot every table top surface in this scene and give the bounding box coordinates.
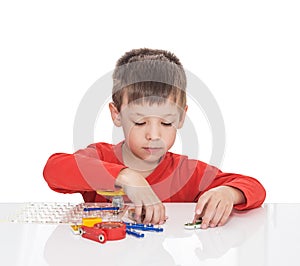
[1,202,299,266]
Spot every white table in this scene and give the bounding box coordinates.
[1,203,299,266]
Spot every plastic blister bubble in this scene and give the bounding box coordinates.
[7,202,128,224]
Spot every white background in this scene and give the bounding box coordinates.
[0,0,299,203]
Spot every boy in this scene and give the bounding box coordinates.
[43,48,266,229]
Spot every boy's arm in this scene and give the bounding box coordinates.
[43,144,166,224]
[194,185,245,228]
[43,144,125,194]
[193,165,266,228]
[201,170,266,211]
[116,168,166,225]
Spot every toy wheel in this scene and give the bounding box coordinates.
[98,232,107,244]
[78,227,84,236]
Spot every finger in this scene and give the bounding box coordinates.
[195,195,209,216]
[210,202,226,227]
[143,205,154,224]
[150,204,161,225]
[201,198,220,229]
[193,213,201,223]
[154,204,166,225]
[134,205,143,223]
[218,204,233,226]
[160,214,168,225]
[159,204,167,224]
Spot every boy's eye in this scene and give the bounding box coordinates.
[161,122,173,127]
[134,122,146,126]
[133,121,173,126]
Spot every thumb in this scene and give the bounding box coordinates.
[195,195,209,216]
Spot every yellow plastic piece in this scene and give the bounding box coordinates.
[70,224,82,235]
[82,217,103,227]
[96,189,125,196]
[71,224,80,231]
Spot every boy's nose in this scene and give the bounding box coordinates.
[145,124,161,140]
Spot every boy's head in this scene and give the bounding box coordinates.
[112,48,187,112]
[110,48,188,166]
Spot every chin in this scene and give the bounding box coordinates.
[143,154,166,163]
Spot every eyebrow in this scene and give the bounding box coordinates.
[133,113,177,118]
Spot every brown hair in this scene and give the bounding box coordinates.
[112,48,187,111]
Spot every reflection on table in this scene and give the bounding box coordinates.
[1,203,300,266]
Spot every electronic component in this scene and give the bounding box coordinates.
[184,219,202,230]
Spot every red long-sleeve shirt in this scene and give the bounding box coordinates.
[43,141,266,210]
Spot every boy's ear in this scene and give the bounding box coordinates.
[109,102,122,127]
[178,105,188,129]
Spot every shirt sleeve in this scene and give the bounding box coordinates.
[199,165,266,210]
[43,143,126,194]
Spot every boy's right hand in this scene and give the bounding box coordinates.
[115,168,166,225]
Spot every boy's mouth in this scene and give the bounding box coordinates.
[143,147,163,154]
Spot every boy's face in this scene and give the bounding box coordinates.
[110,97,187,166]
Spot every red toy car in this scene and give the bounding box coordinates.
[79,222,126,244]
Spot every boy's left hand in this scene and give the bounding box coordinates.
[194,186,246,229]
